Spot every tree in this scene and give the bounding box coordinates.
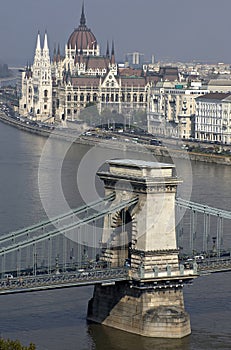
[131,110,147,129]
[79,103,100,126]
[0,338,36,350]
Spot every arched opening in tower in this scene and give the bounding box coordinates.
[112,209,132,267]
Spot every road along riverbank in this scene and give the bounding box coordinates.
[0,111,231,165]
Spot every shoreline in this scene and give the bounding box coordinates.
[0,112,231,165]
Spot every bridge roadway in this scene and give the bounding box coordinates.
[0,267,129,295]
[0,256,231,295]
[196,256,231,275]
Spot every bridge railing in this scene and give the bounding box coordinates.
[0,267,129,294]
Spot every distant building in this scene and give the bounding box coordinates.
[195,92,231,144]
[126,52,144,68]
[19,32,52,121]
[207,79,231,93]
[19,5,155,123]
[147,81,209,139]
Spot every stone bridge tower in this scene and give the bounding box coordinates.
[87,159,197,338]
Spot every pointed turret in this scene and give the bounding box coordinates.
[111,40,115,64]
[106,41,110,58]
[43,31,50,58]
[35,31,41,53]
[80,2,86,26]
[53,45,57,63]
[34,31,42,68]
[44,31,49,50]
[25,63,32,79]
[57,44,61,62]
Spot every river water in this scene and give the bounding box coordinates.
[0,122,230,350]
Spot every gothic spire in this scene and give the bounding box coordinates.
[106,41,110,58]
[57,44,61,62]
[80,2,86,26]
[43,31,49,51]
[35,31,41,53]
[53,45,57,63]
[111,40,115,64]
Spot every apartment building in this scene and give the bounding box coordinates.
[147,81,208,139]
[195,93,231,144]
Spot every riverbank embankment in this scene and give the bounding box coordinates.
[0,111,231,165]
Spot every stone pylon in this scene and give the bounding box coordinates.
[87,159,197,338]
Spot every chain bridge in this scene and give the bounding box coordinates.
[0,159,231,338]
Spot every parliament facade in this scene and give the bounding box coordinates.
[19,5,156,123]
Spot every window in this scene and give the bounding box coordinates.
[44,90,48,97]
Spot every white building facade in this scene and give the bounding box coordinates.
[19,32,52,122]
[195,93,231,144]
[147,81,209,139]
[19,5,150,123]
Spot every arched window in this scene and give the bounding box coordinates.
[67,94,71,102]
[127,93,131,102]
[80,93,84,102]
[93,93,97,102]
[139,94,144,102]
[44,90,48,97]
[74,94,78,101]
[133,94,137,102]
[87,93,91,102]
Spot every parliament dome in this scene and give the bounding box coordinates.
[67,4,98,52]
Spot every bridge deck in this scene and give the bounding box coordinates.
[0,268,129,295]
[1,257,231,295]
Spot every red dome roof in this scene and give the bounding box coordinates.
[67,5,97,51]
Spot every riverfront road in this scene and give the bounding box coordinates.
[0,106,231,165]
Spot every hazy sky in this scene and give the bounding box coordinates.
[1,0,231,66]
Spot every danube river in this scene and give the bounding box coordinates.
[0,122,230,350]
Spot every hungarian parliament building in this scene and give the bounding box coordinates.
[18,4,174,124]
[17,4,231,144]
